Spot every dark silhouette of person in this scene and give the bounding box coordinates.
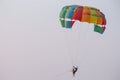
[72,66,78,77]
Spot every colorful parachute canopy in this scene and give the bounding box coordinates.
[59,5,106,34]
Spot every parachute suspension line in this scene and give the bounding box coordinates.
[63,29,74,66]
[69,28,80,66]
[70,29,78,66]
[74,29,82,67]
[74,32,81,67]
[66,42,74,66]
[63,28,81,67]
[75,27,86,67]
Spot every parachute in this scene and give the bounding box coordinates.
[59,5,106,34]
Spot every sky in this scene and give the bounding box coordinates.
[0,0,120,80]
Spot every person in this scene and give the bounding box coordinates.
[72,66,78,77]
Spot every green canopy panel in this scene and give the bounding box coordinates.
[94,24,106,34]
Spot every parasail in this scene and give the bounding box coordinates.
[59,5,106,34]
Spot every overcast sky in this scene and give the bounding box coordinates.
[0,0,120,80]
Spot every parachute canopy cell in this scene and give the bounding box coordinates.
[59,5,107,34]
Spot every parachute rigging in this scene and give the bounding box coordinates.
[59,5,107,78]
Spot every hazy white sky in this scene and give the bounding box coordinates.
[0,0,120,80]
